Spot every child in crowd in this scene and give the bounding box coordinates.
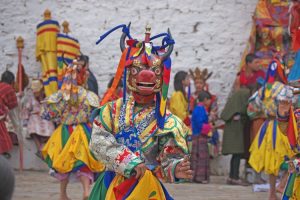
[191,91,213,183]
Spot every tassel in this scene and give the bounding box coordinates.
[123,68,127,103]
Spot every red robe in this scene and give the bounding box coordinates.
[0,82,18,154]
[239,69,265,87]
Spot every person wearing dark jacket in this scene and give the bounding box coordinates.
[221,88,251,186]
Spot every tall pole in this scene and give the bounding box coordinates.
[16,36,24,171]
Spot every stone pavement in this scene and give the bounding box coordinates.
[13,171,269,200]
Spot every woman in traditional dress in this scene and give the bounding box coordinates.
[169,71,191,126]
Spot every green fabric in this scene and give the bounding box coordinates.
[124,156,143,178]
[99,104,112,132]
[221,88,251,154]
[58,61,63,69]
[162,83,168,98]
[44,155,53,168]
[61,125,70,147]
[285,173,296,197]
[74,124,97,169]
[89,172,107,200]
[221,88,250,121]
[280,162,289,171]
[61,124,87,168]
[44,125,69,168]
[81,124,98,161]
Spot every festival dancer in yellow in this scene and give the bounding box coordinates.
[36,9,59,97]
[41,57,104,200]
[248,57,295,200]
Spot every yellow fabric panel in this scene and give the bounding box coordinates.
[100,103,113,132]
[125,97,133,127]
[41,125,63,159]
[42,124,105,173]
[57,37,80,48]
[106,170,167,200]
[56,36,80,59]
[112,98,123,133]
[125,171,166,200]
[169,91,188,121]
[140,113,190,154]
[249,120,295,176]
[156,114,190,153]
[36,24,59,59]
[57,46,79,55]
[40,52,58,97]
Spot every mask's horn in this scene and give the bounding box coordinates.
[161,28,174,61]
[120,22,131,52]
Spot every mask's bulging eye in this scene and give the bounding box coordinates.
[154,67,161,75]
[271,62,277,70]
[131,67,138,75]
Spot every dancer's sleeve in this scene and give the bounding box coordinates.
[40,91,65,122]
[247,91,263,119]
[157,134,187,183]
[89,103,143,178]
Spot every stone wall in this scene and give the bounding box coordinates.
[0,0,257,173]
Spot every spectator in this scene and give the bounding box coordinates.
[0,70,18,158]
[191,91,213,183]
[221,88,251,186]
[169,71,191,126]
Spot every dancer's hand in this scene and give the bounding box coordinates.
[175,155,193,179]
[288,161,296,173]
[133,163,147,180]
[278,100,292,117]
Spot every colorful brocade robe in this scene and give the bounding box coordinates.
[277,110,300,200]
[281,156,300,200]
[41,86,105,174]
[90,96,191,182]
[247,81,295,176]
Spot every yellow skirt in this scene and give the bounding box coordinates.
[106,170,170,200]
[41,124,105,173]
[249,120,295,176]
